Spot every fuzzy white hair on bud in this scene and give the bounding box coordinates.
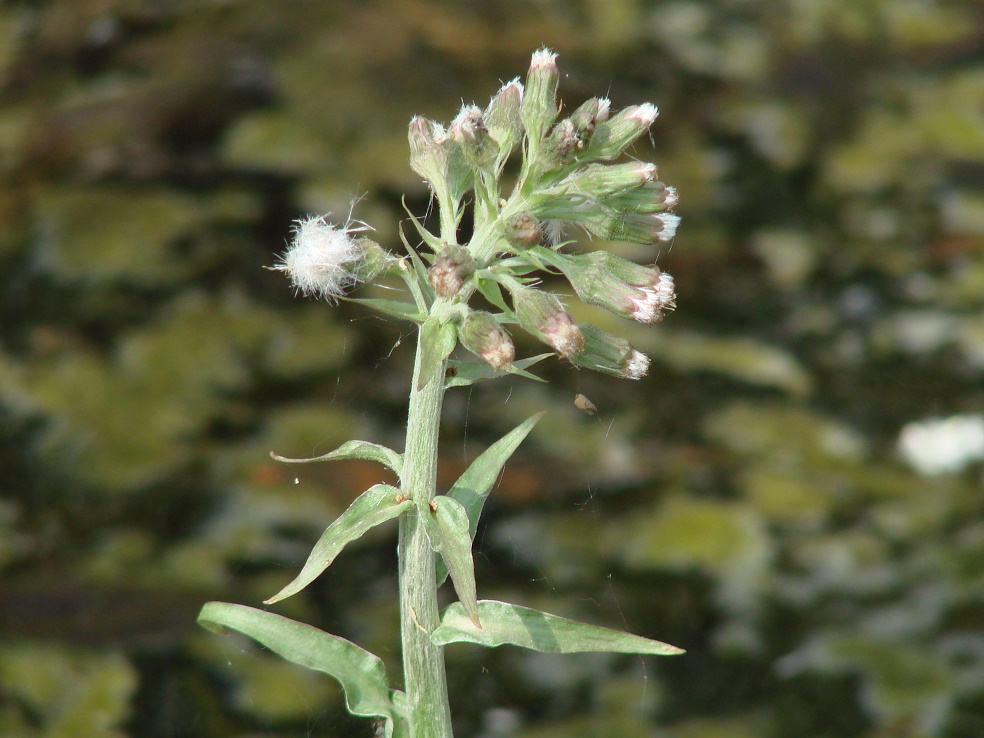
[625,350,650,380]
[655,213,680,242]
[273,213,371,302]
[628,103,659,127]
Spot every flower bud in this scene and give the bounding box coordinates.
[584,103,658,161]
[273,215,378,302]
[502,212,542,249]
[521,48,559,145]
[459,311,515,369]
[569,96,611,138]
[558,251,676,324]
[428,245,475,298]
[538,117,584,171]
[577,211,681,245]
[512,286,585,358]
[408,116,448,188]
[484,79,524,159]
[569,324,650,380]
[450,105,497,169]
[563,161,657,201]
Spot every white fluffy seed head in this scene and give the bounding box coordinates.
[274,215,370,302]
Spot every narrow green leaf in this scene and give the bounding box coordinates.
[475,276,511,313]
[271,439,403,477]
[265,484,412,604]
[198,602,407,737]
[347,297,424,323]
[445,354,551,388]
[502,358,550,382]
[432,600,685,656]
[423,496,481,627]
[435,411,544,585]
[401,203,444,252]
[449,412,544,541]
[417,316,457,391]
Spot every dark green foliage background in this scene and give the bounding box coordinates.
[1,1,983,736]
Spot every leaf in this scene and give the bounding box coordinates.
[265,484,412,604]
[401,203,444,252]
[445,354,551,388]
[417,316,457,391]
[198,602,407,737]
[435,412,544,585]
[270,439,403,477]
[432,600,685,656]
[346,297,424,323]
[449,412,544,540]
[475,276,511,314]
[423,496,481,627]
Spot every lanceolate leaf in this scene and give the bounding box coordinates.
[271,439,403,477]
[198,602,407,737]
[432,600,685,656]
[435,411,544,585]
[448,412,544,541]
[347,297,425,323]
[445,354,551,388]
[265,484,412,604]
[423,496,481,627]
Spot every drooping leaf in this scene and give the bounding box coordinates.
[432,600,684,656]
[423,496,481,627]
[417,316,457,391]
[346,297,424,323]
[198,602,407,737]
[265,484,412,604]
[270,439,403,477]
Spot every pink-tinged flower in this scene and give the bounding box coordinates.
[569,323,650,380]
[273,215,372,302]
[627,272,676,324]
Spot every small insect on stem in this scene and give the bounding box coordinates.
[428,499,439,512]
[395,494,408,503]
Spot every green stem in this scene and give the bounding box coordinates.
[399,325,453,737]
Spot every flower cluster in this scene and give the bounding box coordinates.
[273,49,679,382]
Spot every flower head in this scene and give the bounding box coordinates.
[273,214,374,302]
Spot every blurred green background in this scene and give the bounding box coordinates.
[2,1,983,736]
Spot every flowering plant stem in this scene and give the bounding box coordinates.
[196,49,686,738]
[398,324,453,737]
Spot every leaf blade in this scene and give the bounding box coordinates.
[198,602,406,737]
[423,496,481,627]
[432,600,685,656]
[448,411,544,541]
[271,439,403,477]
[265,484,412,604]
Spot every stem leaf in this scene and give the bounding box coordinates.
[432,600,685,656]
[424,496,481,627]
[445,354,552,388]
[417,316,458,391]
[435,411,543,586]
[452,412,543,536]
[271,440,403,477]
[198,602,407,737]
[347,297,425,323]
[475,276,511,313]
[265,484,412,604]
